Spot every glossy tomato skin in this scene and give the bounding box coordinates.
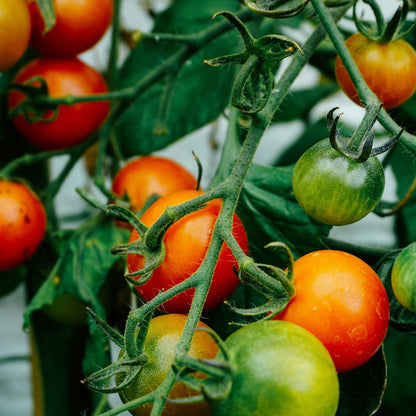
[0,180,46,271]
[0,0,31,72]
[210,320,339,416]
[26,0,114,57]
[8,57,109,151]
[335,33,416,110]
[112,156,197,213]
[127,190,249,313]
[275,250,390,373]
[391,242,416,313]
[117,313,219,416]
[292,139,385,226]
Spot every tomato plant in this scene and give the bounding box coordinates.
[209,320,339,416]
[127,189,249,313]
[0,0,31,72]
[335,33,416,110]
[7,56,110,150]
[275,250,390,373]
[0,180,46,271]
[112,155,197,214]
[292,139,385,226]
[117,313,219,416]
[391,242,416,313]
[26,0,114,57]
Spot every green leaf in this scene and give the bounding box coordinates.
[0,266,26,297]
[34,0,56,32]
[115,0,244,156]
[336,347,386,416]
[237,163,330,265]
[23,214,129,328]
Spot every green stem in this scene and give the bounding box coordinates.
[108,0,122,89]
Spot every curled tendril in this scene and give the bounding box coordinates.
[206,11,301,113]
[238,0,310,18]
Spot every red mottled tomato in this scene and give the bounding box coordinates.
[335,33,416,110]
[117,314,219,416]
[8,56,109,150]
[112,155,197,214]
[275,250,390,373]
[127,190,249,313]
[0,0,31,72]
[0,180,46,271]
[26,0,114,57]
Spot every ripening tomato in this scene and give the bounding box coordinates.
[0,180,46,271]
[112,156,197,214]
[8,56,110,151]
[335,33,416,110]
[275,250,390,373]
[210,320,339,416]
[127,190,249,313]
[391,242,416,314]
[26,0,114,57]
[117,313,219,416]
[0,0,31,72]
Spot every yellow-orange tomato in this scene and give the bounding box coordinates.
[335,33,416,110]
[127,190,249,313]
[0,0,31,71]
[275,250,390,373]
[117,313,219,416]
[112,156,197,214]
[0,180,46,271]
[26,0,113,57]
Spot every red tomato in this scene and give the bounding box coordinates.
[0,180,46,271]
[8,56,110,151]
[275,250,390,373]
[0,0,31,72]
[127,190,249,313]
[26,0,114,57]
[112,155,197,214]
[335,33,416,110]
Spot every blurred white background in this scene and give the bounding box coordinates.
[0,0,403,414]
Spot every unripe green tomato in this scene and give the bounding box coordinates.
[292,139,385,226]
[210,320,339,416]
[391,242,416,313]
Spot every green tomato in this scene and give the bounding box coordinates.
[210,320,339,416]
[292,139,385,226]
[392,242,416,313]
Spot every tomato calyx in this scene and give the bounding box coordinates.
[226,242,295,320]
[327,106,401,162]
[204,11,301,114]
[8,76,59,123]
[353,0,415,43]
[238,0,310,18]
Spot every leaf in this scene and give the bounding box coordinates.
[33,0,56,32]
[237,163,331,265]
[23,214,129,329]
[115,0,245,156]
[336,347,386,416]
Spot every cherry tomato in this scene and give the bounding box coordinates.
[117,313,219,416]
[210,320,339,416]
[292,139,385,226]
[26,0,114,57]
[0,180,46,271]
[0,0,31,72]
[112,155,197,214]
[127,190,249,313]
[275,250,390,373]
[391,242,416,313]
[8,56,110,151]
[335,33,416,110]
